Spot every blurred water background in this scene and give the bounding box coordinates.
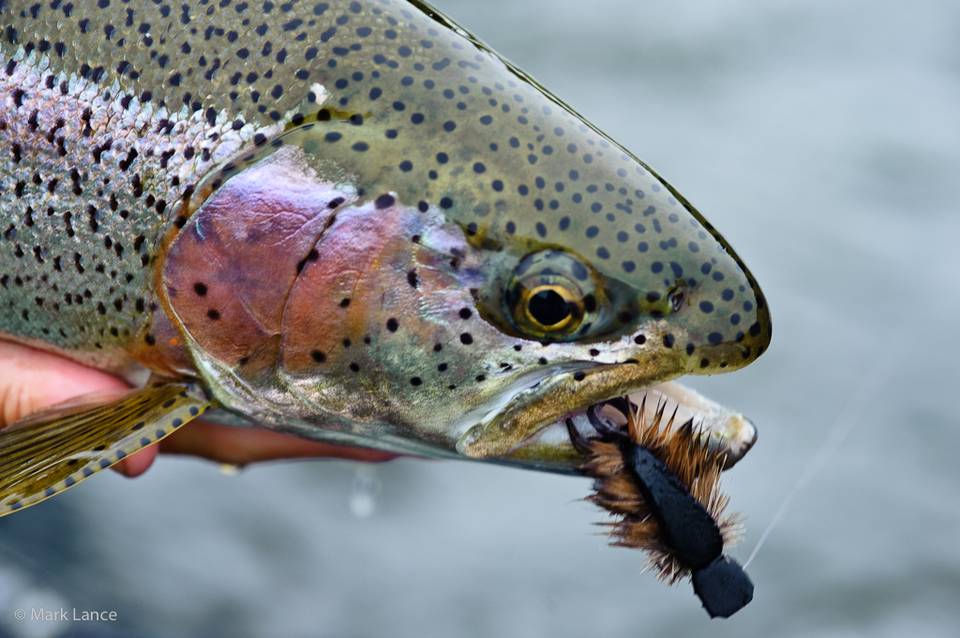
[1,0,958,636]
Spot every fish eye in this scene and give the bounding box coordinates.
[503,250,600,340]
[520,282,583,332]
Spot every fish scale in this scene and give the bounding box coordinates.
[0,0,770,531]
[0,46,267,371]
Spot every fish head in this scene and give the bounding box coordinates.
[157,0,770,468]
[442,160,772,463]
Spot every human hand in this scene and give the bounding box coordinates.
[0,340,396,478]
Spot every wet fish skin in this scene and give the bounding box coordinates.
[0,5,263,374]
[0,1,771,464]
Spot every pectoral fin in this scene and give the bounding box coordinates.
[0,382,211,517]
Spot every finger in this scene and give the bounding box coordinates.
[0,341,396,475]
[0,341,154,476]
[159,420,398,466]
[0,341,127,427]
[112,445,158,478]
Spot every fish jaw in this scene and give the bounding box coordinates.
[638,381,757,469]
[483,382,759,474]
[456,350,684,458]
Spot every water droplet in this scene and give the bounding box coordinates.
[218,463,241,476]
[349,466,380,518]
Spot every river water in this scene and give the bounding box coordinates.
[0,0,958,636]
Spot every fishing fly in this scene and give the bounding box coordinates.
[569,397,753,618]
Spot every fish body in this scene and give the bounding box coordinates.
[0,0,771,502]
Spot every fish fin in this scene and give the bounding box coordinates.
[0,382,211,517]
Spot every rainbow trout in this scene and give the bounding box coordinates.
[0,0,770,515]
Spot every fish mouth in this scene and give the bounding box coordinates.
[456,358,757,474]
[526,382,756,473]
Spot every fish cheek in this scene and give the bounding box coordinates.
[162,146,350,370]
[279,199,479,425]
[280,202,426,375]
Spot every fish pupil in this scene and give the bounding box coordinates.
[528,289,571,327]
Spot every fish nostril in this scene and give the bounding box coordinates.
[669,289,685,312]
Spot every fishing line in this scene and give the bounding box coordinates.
[743,360,894,568]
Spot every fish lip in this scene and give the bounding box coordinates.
[455,351,686,459]
[722,417,756,469]
[458,367,759,472]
